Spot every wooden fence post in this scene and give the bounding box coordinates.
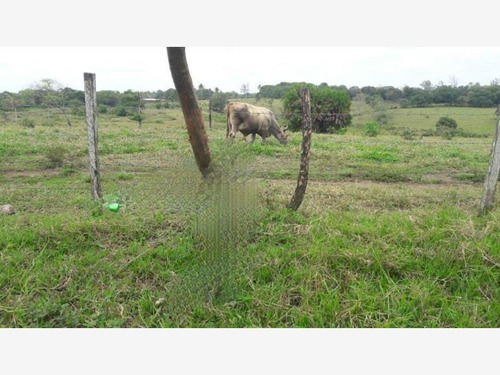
[83,72,102,200]
[137,99,142,128]
[287,87,313,211]
[479,108,500,216]
[209,99,212,129]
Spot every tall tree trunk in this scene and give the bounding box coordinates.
[287,87,313,211]
[167,47,212,178]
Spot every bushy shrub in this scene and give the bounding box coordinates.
[435,117,458,139]
[44,146,67,168]
[440,129,456,140]
[113,107,128,117]
[454,129,490,138]
[20,118,35,128]
[400,128,421,141]
[283,83,352,133]
[331,127,348,135]
[400,99,411,108]
[154,101,170,110]
[210,93,229,113]
[436,117,458,130]
[363,121,380,137]
[71,106,85,117]
[98,104,108,113]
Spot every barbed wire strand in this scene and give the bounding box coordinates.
[2,106,498,116]
[0,134,494,145]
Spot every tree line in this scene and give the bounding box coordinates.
[256,80,500,108]
[0,82,251,111]
[3,78,500,113]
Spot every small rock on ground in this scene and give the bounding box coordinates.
[0,204,16,215]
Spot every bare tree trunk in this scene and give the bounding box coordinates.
[84,72,102,200]
[62,109,72,127]
[50,103,72,127]
[167,47,212,178]
[287,87,313,211]
[479,108,500,216]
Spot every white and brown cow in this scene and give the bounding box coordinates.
[225,102,288,145]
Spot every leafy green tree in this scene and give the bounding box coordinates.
[258,82,295,98]
[2,93,18,112]
[210,92,229,113]
[120,90,145,126]
[283,84,352,133]
[433,85,459,105]
[410,91,433,107]
[361,86,378,96]
[121,90,143,108]
[17,88,43,106]
[164,88,179,102]
[32,79,72,126]
[380,86,403,102]
[64,88,85,104]
[420,80,433,91]
[196,84,214,100]
[348,86,361,99]
[131,112,145,128]
[468,86,498,107]
[97,90,121,107]
[113,107,128,116]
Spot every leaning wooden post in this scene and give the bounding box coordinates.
[287,87,313,211]
[83,72,102,200]
[479,108,500,216]
[209,99,212,129]
[167,47,212,178]
[137,97,142,128]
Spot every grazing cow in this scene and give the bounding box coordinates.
[225,102,288,145]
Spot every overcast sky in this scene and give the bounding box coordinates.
[1,47,500,93]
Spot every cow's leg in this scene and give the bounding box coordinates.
[248,133,256,143]
[227,113,240,142]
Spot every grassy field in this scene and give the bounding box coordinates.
[351,99,498,135]
[1,101,500,327]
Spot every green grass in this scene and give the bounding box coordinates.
[351,100,497,135]
[1,101,500,327]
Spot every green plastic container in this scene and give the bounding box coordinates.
[108,202,120,212]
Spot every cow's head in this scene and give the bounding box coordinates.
[279,126,288,145]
